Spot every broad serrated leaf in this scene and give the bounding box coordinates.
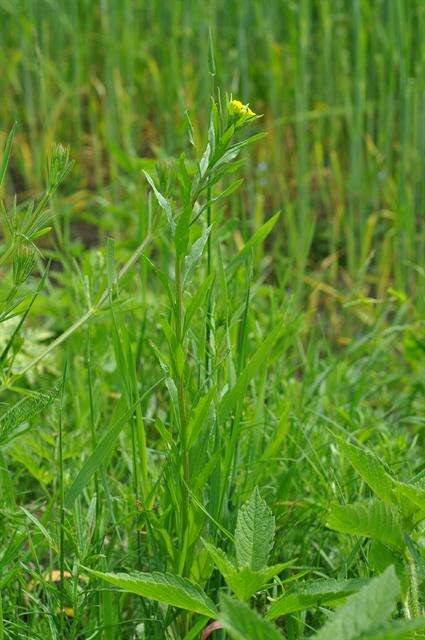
[235,487,275,571]
[218,593,284,640]
[358,617,425,639]
[266,578,367,620]
[338,439,397,506]
[327,500,405,550]
[203,539,287,601]
[88,569,216,618]
[313,566,400,640]
[394,481,425,522]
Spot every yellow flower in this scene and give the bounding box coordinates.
[228,99,256,118]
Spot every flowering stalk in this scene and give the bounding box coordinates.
[145,96,262,576]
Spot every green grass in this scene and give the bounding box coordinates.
[0,2,424,639]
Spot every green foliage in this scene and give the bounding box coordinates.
[87,569,217,617]
[202,488,288,601]
[327,500,405,550]
[235,487,275,571]
[313,566,410,640]
[266,578,367,620]
[218,593,284,640]
[0,5,423,637]
[337,439,398,506]
[0,379,61,447]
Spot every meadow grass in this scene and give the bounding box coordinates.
[0,1,424,639]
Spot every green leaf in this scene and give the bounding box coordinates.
[235,487,275,571]
[65,377,163,508]
[202,540,236,579]
[327,500,405,550]
[88,569,217,618]
[175,205,191,257]
[394,481,425,521]
[358,617,425,639]
[313,566,400,640]
[184,273,214,336]
[227,211,280,273]
[186,387,216,449]
[368,541,404,576]
[211,177,244,203]
[0,379,62,448]
[218,593,284,640]
[266,578,367,620]
[184,224,212,284]
[20,506,57,552]
[203,539,286,601]
[143,170,175,231]
[227,565,288,602]
[0,122,16,189]
[338,439,397,506]
[218,322,284,424]
[64,403,130,508]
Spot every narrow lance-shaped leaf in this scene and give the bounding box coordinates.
[143,170,175,231]
[0,122,16,189]
[227,211,281,273]
[65,378,163,508]
[184,224,212,284]
[186,387,216,448]
[218,322,284,424]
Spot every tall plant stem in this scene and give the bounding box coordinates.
[0,588,4,640]
[174,255,190,573]
[205,185,213,383]
[58,366,67,637]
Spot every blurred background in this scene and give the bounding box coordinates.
[0,0,424,314]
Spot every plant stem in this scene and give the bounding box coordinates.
[406,546,421,617]
[175,255,190,573]
[0,589,4,640]
[86,329,100,523]
[58,367,67,637]
[205,185,213,384]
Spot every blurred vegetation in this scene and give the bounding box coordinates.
[1,0,423,300]
[0,2,424,638]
